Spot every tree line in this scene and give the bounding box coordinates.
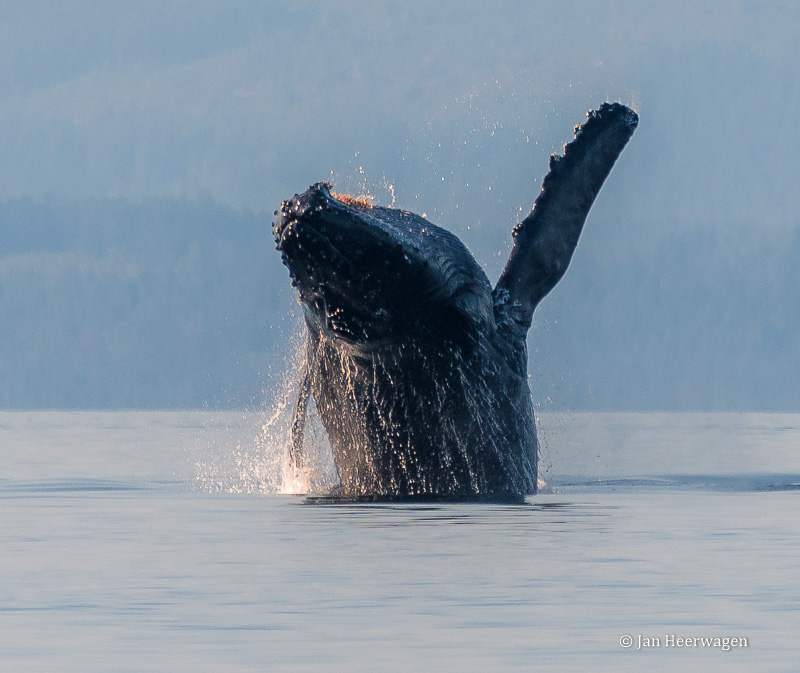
[1,197,797,410]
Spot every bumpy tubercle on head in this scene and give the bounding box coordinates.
[331,192,374,209]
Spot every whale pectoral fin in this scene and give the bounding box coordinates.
[494,103,638,330]
[289,363,310,470]
[289,337,316,471]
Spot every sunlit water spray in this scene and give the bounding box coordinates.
[192,336,337,495]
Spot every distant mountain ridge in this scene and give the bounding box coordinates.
[1,197,797,411]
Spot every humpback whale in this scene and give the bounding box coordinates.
[274,103,637,502]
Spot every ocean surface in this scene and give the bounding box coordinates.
[1,410,799,672]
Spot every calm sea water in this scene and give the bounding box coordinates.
[1,411,799,672]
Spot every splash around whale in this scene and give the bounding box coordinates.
[274,102,638,502]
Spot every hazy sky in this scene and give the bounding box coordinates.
[1,1,798,240]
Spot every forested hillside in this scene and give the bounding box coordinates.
[0,198,289,407]
[1,198,797,410]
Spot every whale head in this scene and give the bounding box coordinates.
[274,182,494,351]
